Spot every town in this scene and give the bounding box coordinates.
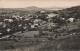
[0,6,80,50]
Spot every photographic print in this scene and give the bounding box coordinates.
[0,0,80,51]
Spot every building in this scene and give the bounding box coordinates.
[47,13,58,18]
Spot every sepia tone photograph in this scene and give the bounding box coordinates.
[0,0,80,51]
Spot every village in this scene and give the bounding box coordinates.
[0,9,79,41]
[0,6,80,50]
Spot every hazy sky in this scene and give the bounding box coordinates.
[0,0,80,8]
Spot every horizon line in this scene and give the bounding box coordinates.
[0,5,79,8]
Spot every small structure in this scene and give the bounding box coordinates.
[6,28,11,32]
[19,24,22,27]
[0,33,2,35]
[68,18,74,22]
[23,26,27,30]
[33,19,42,23]
[47,13,58,18]
[4,19,13,23]
[0,22,3,26]
[31,25,35,28]
[24,18,30,21]
[40,11,45,13]
[62,18,65,20]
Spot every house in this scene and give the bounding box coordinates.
[12,15,20,19]
[0,22,6,28]
[49,23,56,27]
[62,18,65,20]
[23,26,27,30]
[40,11,45,13]
[0,22,3,26]
[40,21,47,25]
[33,19,42,23]
[19,24,22,27]
[6,28,11,32]
[31,24,39,29]
[47,13,58,18]
[27,14,31,16]
[24,18,30,21]
[68,18,75,22]
[31,25,35,28]
[3,23,6,28]
[47,23,56,29]
[19,17,23,20]
[4,19,13,23]
[0,33,2,35]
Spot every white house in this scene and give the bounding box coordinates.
[19,17,23,20]
[40,11,45,13]
[23,26,27,30]
[47,13,58,18]
[3,24,6,28]
[24,18,30,21]
[62,18,65,20]
[4,19,13,23]
[68,18,74,22]
[31,25,35,28]
[19,24,22,27]
[0,33,2,35]
[0,22,3,25]
[7,28,11,32]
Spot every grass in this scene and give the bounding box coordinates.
[0,30,80,51]
[16,31,39,37]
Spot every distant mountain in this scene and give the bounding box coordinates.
[24,6,66,11]
[24,6,44,11]
[0,6,45,14]
[43,6,68,10]
[21,6,45,14]
[0,6,66,11]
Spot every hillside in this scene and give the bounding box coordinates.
[0,6,80,51]
[25,6,44,11]
[0,6,45,14]
[56,6,80,19]
[44,6,66,10]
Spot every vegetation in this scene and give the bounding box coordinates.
[0,6,80,51]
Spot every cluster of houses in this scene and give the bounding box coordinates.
[0,10,77,37]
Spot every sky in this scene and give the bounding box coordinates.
[0,0,80,8]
